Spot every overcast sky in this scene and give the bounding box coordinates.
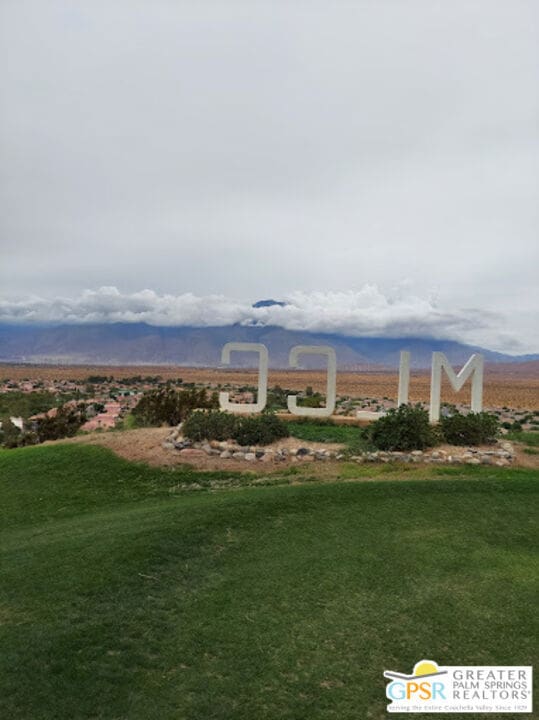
[1,1,538,353]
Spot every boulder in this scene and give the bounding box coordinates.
[174,440,192,450]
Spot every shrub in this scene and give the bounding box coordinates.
[0,416,22,448]
[119,413,138,431]
[296,393,325,408]
[233,413,289,446]
[183,410,238,442]
[265,385,292,411]
[439,411,498,446]
[368,404,435,451]
[132,387,218,427]
[183,410,289,446]
[34,404,87,442]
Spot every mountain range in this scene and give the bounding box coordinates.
[0,322,537,369]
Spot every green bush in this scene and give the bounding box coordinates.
[183,410,289,446]
[440,411,498,446]
[1,404,87,449]
[118,413,138,431]
[234,413,289,446]
[34,404,87,442]
[368,404,435,451]
[265,385,292,411]
[132,387,218,427]
[183,410,238,442]
[296,393,325,408]
[0,416,22,449]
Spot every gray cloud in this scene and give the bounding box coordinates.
[1,2,537,351]
[0,285,529,354]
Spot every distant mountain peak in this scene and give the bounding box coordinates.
[252,299,287,308]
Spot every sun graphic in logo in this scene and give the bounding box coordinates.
[413,660,441,677]
[384,659,447,682]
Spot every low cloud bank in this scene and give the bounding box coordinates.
[0,285,513,350]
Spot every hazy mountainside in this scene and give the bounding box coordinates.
[0,323,537,369]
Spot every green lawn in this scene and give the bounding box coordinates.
[287,419,368,453]
[1,444,537,719]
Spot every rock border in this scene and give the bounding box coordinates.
[162,426,514,467]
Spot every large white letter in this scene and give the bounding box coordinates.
[397,351,411,406]
[219,342,268,414]
[287,345,337,417]
[429,352,484,422]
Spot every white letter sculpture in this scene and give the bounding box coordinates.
[429,352,484,423]
[287,345,336,418]
[219,342,268,414]
[397,351,411,406]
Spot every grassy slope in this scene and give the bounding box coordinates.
[0,444,538,720]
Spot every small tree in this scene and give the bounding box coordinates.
[35,404,87,442]
[132,387,218,426]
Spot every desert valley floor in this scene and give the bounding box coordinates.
[2,362,538,409]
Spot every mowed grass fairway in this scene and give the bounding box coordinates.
[1,445,537,720]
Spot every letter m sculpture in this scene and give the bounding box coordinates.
[429,352,484,423]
